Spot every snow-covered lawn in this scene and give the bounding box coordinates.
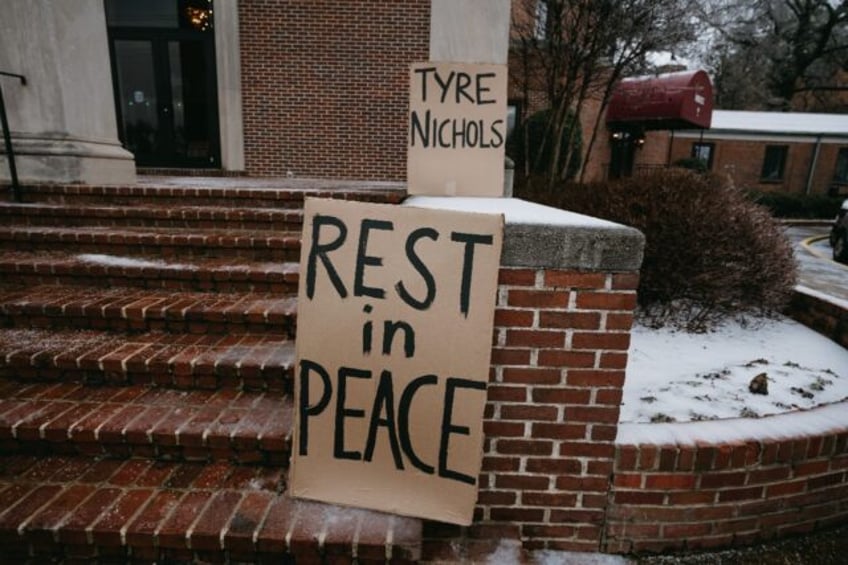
[622,314,848,424]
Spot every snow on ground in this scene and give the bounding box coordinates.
[482,539,631,564]
[618,400,847,446]
[622,314,848,424]
[532,550,629,565]
[404,196,624,228]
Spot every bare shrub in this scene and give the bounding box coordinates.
[516,169,797,331]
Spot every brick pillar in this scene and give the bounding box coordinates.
[403,197,644,558]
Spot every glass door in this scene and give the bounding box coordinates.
[107,1,219,168]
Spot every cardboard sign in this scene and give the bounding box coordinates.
[407,62,508,197]
[290,198,504,525]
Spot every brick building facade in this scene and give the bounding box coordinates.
[238,0,430,179]
[629,112,848,196]
[6,0,846,192]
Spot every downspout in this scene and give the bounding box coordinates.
[804,135,823,195]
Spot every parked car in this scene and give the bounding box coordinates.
[831,199,848,263]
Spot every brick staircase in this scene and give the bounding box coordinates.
[0,179,424,563]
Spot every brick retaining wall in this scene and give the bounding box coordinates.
[603,286,848,555]
[424,267,639,557]
[606,419,848,554]
[786,289,848,349]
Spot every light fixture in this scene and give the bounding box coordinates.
[186,2,213,31]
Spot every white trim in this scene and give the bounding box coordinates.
[674,131,848,144]
[214,0,245,171]
[710,109,848,137]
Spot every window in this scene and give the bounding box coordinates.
[760,145,788,181]
[835,147,848,185]
[105,0,214,31]
[691,142,714,170]
[534,0,549,40]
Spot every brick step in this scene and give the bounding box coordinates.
[0,382,290,464]
[19,179,406,208]
[0,329,295,391]
[0,225,301,261]
[0,250,299,293]
[0,284,298,336]
[0,455,421,563]
[0,202,305,231]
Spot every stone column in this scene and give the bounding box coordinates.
[214,0,245,173]
[429,0,512,65]
[0,0,136,185]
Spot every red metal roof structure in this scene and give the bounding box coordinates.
[606,70,713,130]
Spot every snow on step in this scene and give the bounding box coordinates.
[0,328,296,390]
[0,250,300,293]
[0,383,291,463]
[0,455,421,562]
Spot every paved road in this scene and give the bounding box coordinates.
[784,224,848,304]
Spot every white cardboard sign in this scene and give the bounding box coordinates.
[290,198,504,525]
[407,62,508,197]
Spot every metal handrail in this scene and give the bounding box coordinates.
[0,71,26,203]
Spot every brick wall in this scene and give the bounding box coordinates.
[667,137,847,195]
[786,289,848,349]
[424,266,639,556]
[238,0,430,180]
[601,287,848,555]
[606,428,848,554]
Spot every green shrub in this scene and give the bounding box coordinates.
[746,191,843,219]
[515,169,798,332]
[507,108,582,180]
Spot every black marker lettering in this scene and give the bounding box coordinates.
[450,232,495,316]
[437,118,452,148]
[476,72,497,104]
[466,119,479,147]
[490,119,505,148]
[334,366,370,461]
[306,214,348,299]
[298,359,332,456]
[363,370,404,469]
[438,377,486,485]
[397,227,438,310]
[362,304,373,354]
[410,109,430,147]
[413,66,436,101]
[456,72,474,103]
[399,374,437,474]
[452,118,466,148]
[434,70,456,104]
[382,320,415,358]
[354,219,393,299]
